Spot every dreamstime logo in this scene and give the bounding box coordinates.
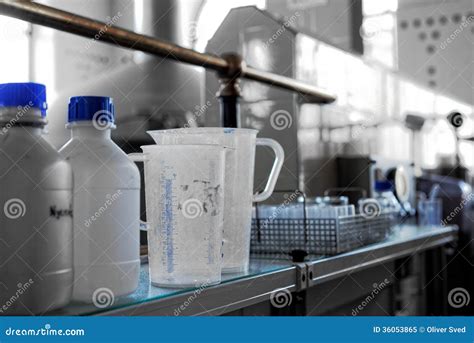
[187,21,198,45]
[92,110,114,130]
[448,112,464,128]
[359,199,381,219]
[4,323,85,337]
[270,110,292,131]
[3,198,26,219]
[359,20,382,40]
[92,287,115,309]
[448,287,470,308]
[181,199,204,219]
[270,288,292,308]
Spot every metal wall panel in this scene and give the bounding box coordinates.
[205,7,299,192]
[397,0,474,104]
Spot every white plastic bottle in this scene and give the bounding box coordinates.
[0,82,73,314]
[59,96,140,302]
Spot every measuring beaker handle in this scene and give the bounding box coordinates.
[128,153,150,231]
[253,138,285,203]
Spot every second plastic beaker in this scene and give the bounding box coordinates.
[418,199,442,226]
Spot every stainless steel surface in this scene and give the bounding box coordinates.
[397,0,474,104]
[266,0,363,53]
[53,225,456,316]
[0,1,336,104]
[134,0,204,50]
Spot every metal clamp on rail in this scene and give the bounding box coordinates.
[216,53,244,128]
[294,263,309,291]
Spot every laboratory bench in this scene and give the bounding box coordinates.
[54,225,457,316]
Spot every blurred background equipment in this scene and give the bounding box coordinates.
[33,0,205,149]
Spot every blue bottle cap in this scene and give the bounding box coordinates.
[0,82,48,117]
[375,180,393,192]
[68,96,114,126]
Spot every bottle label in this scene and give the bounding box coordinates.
[0,189,73,314]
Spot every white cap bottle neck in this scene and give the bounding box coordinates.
[68,122,112,140]
[0,107,46,126]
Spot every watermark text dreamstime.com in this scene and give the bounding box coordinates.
[83,12,123,51]
[350,113,378,141]
[263,12,300,48]
[441,192,473,226]
[0,279,34,314]
[1,102,34,135]
[183,101,212,129]
[84,190,122,228]
[174,280,211,316]
[440,14,474,50]
[261,190,301,228]
[352,278,390,316]
[5,324,85,337]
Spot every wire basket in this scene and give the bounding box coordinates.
[250,201,398,257]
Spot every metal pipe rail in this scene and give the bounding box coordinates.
[0,1,336,104]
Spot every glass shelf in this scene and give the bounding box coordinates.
[54,258,294,316]
[52,224,457,316]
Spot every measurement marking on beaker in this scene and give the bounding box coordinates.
[161,176,176,274]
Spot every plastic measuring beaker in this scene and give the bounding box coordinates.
[148,128,284,273]
[129,144,225,288]
[418,199,442,226]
